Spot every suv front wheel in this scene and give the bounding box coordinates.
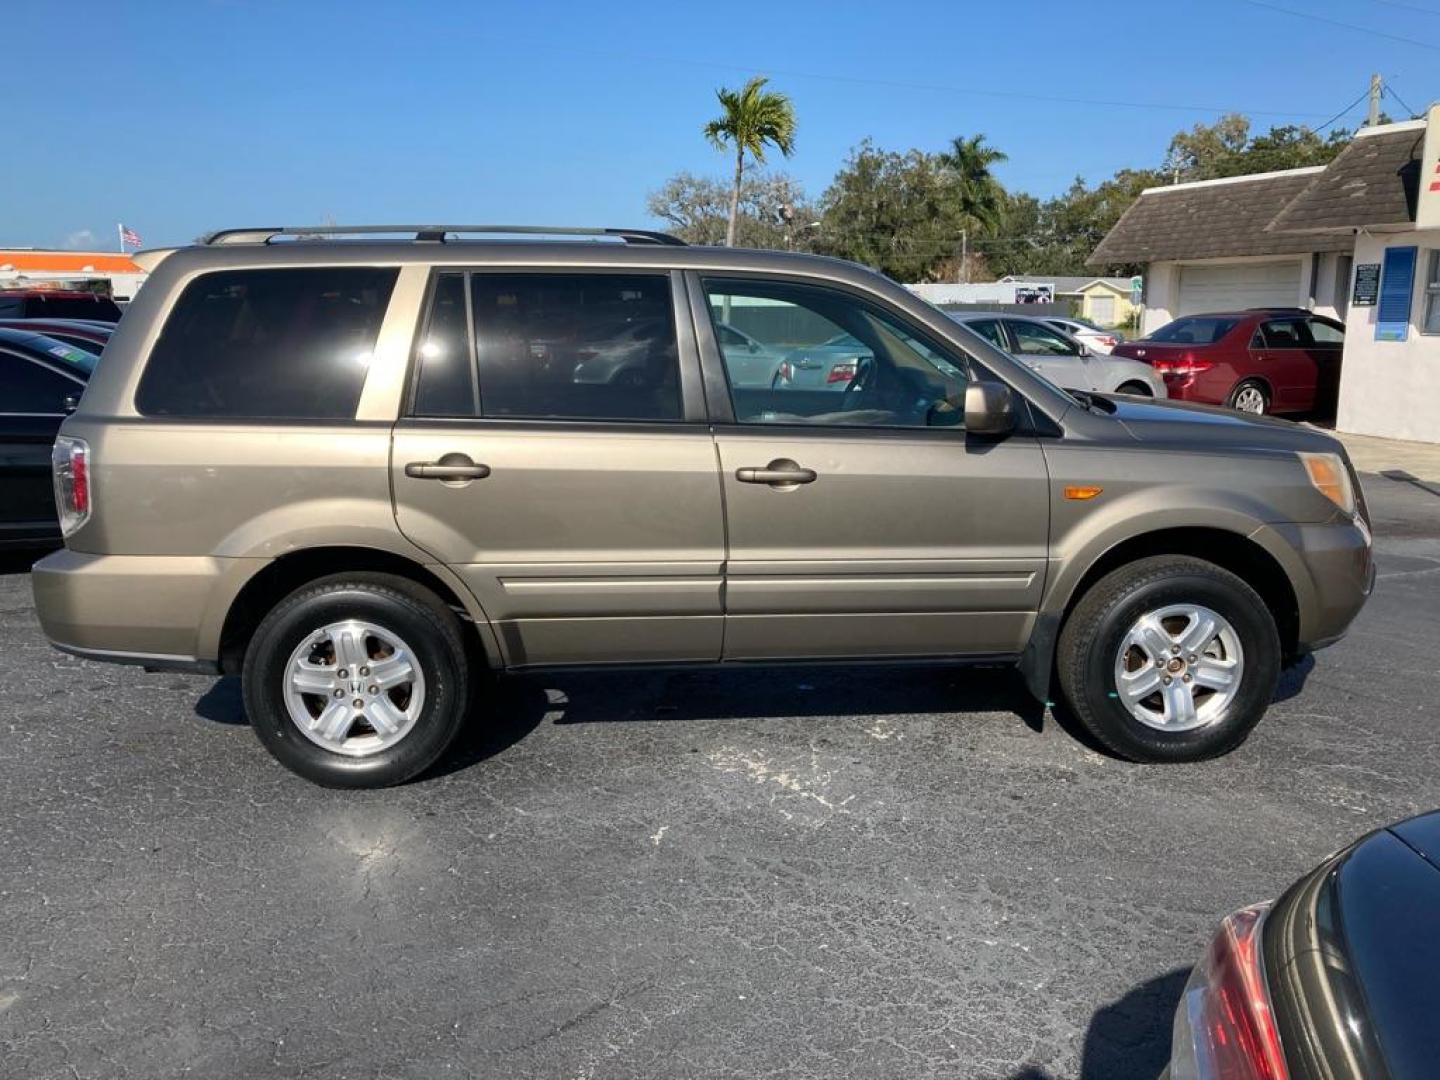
[1057,556,1281,762]
[242,573,470,787]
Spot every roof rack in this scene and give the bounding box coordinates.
[199,225,687,247]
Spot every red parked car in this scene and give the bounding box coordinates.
[1111,308,1344,416]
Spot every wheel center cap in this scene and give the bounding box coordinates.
[1166,657,1186,674]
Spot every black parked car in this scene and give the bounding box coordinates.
[0,327,95,547]
[1167,810,1440,1079]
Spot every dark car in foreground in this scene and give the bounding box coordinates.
[0,318,114,356]
[1112,309,1344,416]
[0,289,123,322]
[1167,810,1440,1079]
[0,327,95,547]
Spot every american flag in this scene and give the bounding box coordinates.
[120,224,142,247]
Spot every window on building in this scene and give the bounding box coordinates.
[1425,251,1440,336]
[136,267,398,419]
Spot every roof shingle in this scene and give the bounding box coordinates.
[1266,127,1422,234]
[1086,169,1352,268]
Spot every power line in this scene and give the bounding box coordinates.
[1383,83,1421,117]
[1366,0,1440,15]
[1315,88,1373,131]
[592,49,1333,120]
[1232,0,1440,51]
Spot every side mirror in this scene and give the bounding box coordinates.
[62,393,81,414]
[749,341,760,354]
[1077,344,1091,358]
[964,382,1015,437]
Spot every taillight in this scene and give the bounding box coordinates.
[1169,904,1288,1080]
[775,360,794,384]
[827,361,858,385]
[1152,355,1215,380]
[51,435,91,538]
[1099,335,1117,347]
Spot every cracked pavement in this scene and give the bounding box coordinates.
[1,473,1437,1079]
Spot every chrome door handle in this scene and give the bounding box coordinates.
[736,459,817,485]
[405,460,491,480]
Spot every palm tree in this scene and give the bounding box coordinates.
[940,133,1008,229]
[704,76,797,247]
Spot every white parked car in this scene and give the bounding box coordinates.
[1046,316,1123,355]
[948,311,1166,398]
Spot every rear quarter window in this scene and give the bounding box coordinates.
[136,267,398,419]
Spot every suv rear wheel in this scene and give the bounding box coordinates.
[1057,556,1280,762]
[241,573,470,787]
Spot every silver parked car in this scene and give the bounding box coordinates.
[949,311,1165,398]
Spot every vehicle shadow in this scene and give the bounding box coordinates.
[0,547,54,576]
[1008,966,1190,1080]
[424,663,1048,781]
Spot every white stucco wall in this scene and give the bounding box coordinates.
[1336,230,1440,444]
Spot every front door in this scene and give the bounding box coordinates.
[1250,317,1316,411]
[1003,318,1099,392]
[391,270,725,667]
[694,276,1050,660]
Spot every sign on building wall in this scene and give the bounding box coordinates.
[1376,246,1418,341]
[1352,263,1381,306]
[1418,103,1440,230]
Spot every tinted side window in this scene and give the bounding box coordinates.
[412,273,476,417]
[966,319,1007,349]
[1260,318,1311,348]
[1308,318,1345,345]
[1008,319,1079,356]
[470,274,681,421]
[0,298,21,317]
[42,296,123,321]
[136,268,398,419]
[703,278,969,429]
[0,351,80,413]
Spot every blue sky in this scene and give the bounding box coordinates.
[3,0,1437,250]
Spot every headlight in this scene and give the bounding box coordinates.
[1299,451,1356,517]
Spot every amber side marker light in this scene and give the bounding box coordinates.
[1064,485,1103,500]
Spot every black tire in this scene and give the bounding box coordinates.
[241,573,470,787]
[1115,380,1152,396]
[1226,379,1269,415]
[1056,555,1280,762]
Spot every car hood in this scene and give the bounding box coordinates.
[1100,394,1344,455]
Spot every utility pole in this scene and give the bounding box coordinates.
[1367,73,1382,128]
[959,228,968,285]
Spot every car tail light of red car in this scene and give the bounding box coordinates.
[827,360,858,385]
[1169,904,1289,1080]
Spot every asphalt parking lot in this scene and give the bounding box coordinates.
[2,474,1437,1080]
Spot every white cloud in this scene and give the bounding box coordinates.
[61,229,96,250]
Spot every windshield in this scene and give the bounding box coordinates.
[1146,316,1239,344]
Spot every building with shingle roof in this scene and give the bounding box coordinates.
[1088,108,1440,444]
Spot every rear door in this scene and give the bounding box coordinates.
[391,269,726,667]
[1250,317,1315,411]
[0,349,83,541]
[694,275,1050,661]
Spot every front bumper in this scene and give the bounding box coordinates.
[1251,516,1375,652]
[31,548,253,671]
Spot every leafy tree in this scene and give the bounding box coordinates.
[703,76,797,247]
[813,142,972,281]
[646,171,818,249]
[1161,113,1348,182]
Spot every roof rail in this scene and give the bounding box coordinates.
[199,225,687,247]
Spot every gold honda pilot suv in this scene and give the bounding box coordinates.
[32,225,1375,786]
